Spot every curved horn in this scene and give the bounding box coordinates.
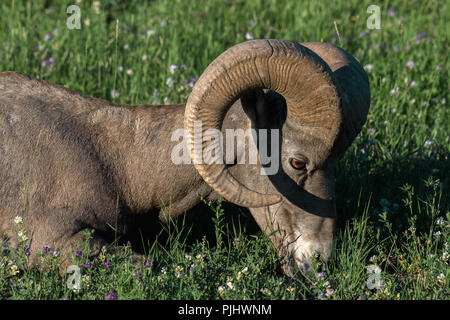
[184,39,342,208]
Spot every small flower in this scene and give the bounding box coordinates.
[393,45,399,52]
[433,231,442,238]
[326,288,335,297]
[218,285,226,295]
[363,64,373,72]
[7,264,20,276]
[436,217,445,226]
[387,7,396,16]
[174,265,183,278]
[318,292,327,299]
[437,273,446,284]
[134,271,141,278]
[360,148,366,154]
[118,66,124,72]
[43,245,51,255]
[410,81,417,87]
[413,32,426,43]
[142,55,148,61]
[53,250,60,257]
[406,60,414,68]
[390,87,399,95]
[357,295,365,300]
[260,288,271,295]
[144,258,153,268]
[160,20,167,27]
[369,255,378,263]
[44,33,52,41]
[359,31,366,38]
[245,32,254,40]
[316,272,326,279]
[104,261,111,268]
[92,1,101,14]
[250,20,257,27]
[53,28,59,36]
[436,64,441,70]
[84,262,93,268]
[368,128,375,135]
[227,281,234,290]
[14,216,23,225]
[76,250,83,257]
[166,77,174,88]
[110,89,120,98]
[146,29,155,37]
[126,68,133,76]
[107,292,118,300]
[123,44,129,50]
[424,140,433,148]
[169,64,178,74]
[24,248,31,256]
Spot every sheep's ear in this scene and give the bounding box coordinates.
[241,89,286,129]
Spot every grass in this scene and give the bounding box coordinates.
[0,0,449,300]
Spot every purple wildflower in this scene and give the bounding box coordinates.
[424,140,432,147]
[84,262,93,268]
[414,32,426,43]
[25,248,31,256]
[48,57,55,64]
[387,7,396,16]
[393,45,399,52]
[134,271,141,278]
[43,245,51,255]
[107,292,118,300]
[316,272,326,279]
[104,261,111,268]
[144,258,153,269]
[359,31,366,38]
[318,292,327,299]
[406,60,414,68]
[44,33,52,41]
[75,250,83,257]
[42,60,49,67]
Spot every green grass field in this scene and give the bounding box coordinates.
[0,0,448,300]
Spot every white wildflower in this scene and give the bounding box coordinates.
[14,216,23,225]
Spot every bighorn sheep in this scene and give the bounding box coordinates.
[0,40,369,276]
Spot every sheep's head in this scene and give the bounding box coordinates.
[184,39,370,277]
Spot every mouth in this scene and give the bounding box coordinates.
[280,238,334,278]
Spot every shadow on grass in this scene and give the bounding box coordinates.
[119,147,448,261]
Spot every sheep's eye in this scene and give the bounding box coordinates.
[289,158,306,170]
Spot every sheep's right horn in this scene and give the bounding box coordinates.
[184,39,342,208]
